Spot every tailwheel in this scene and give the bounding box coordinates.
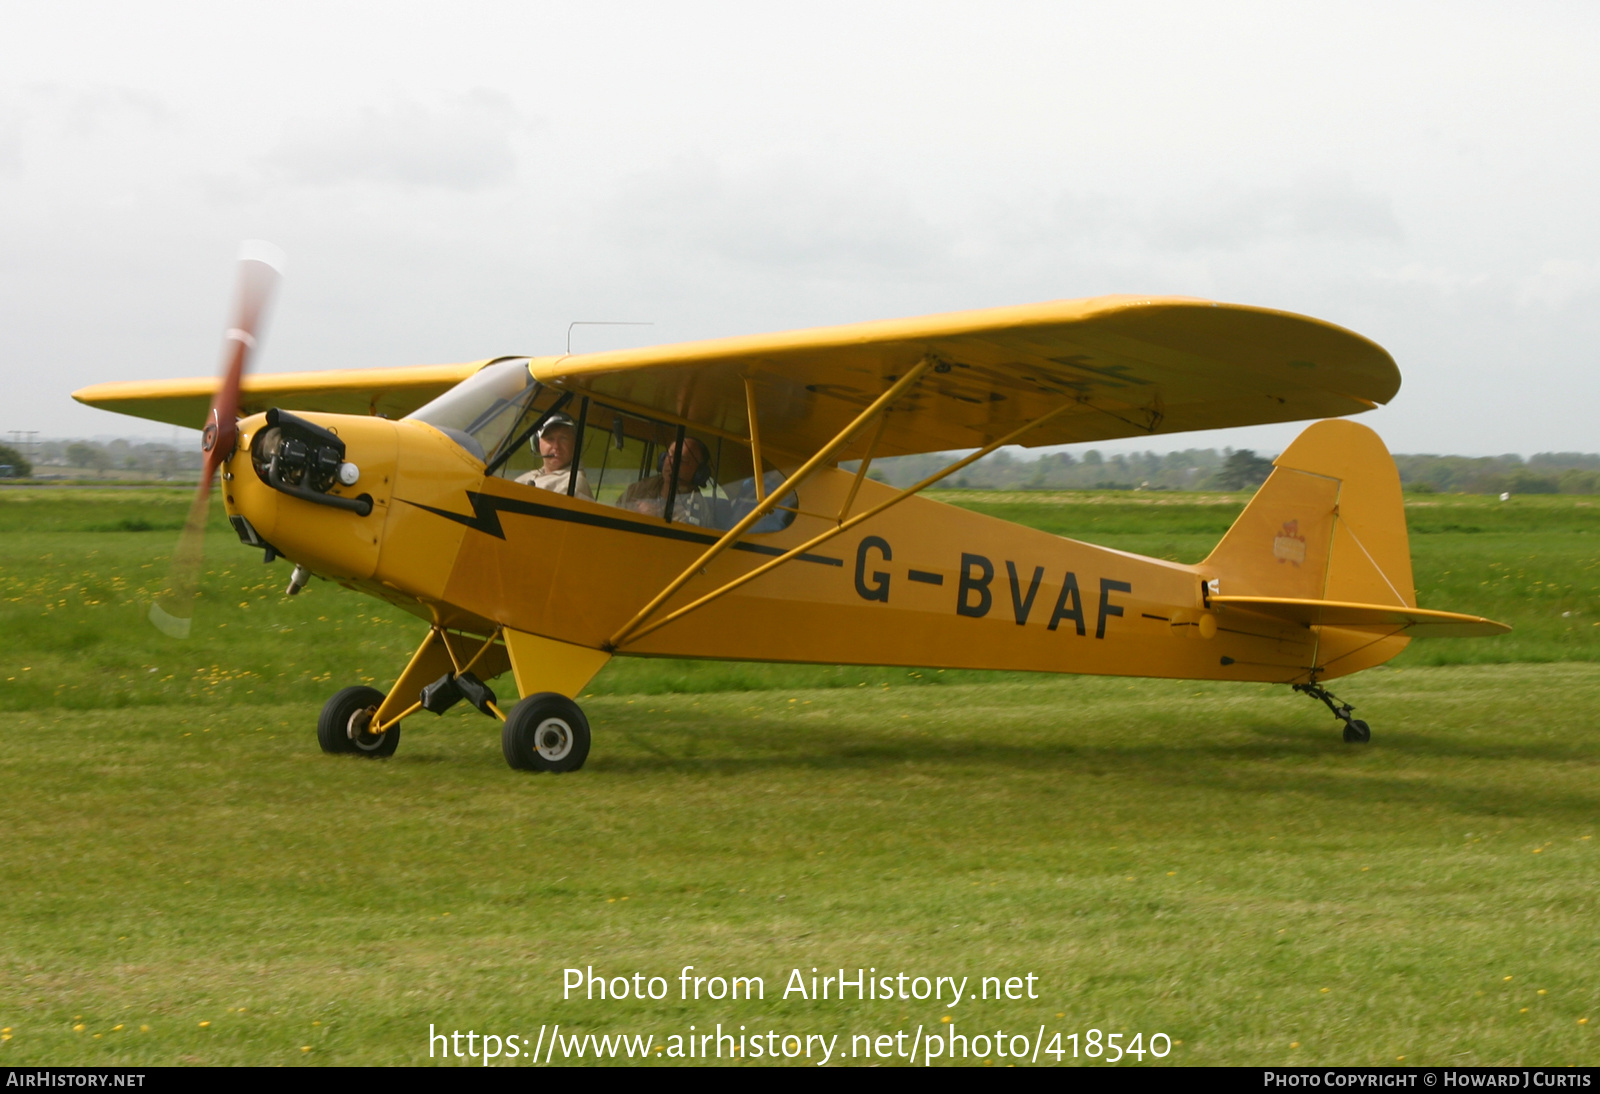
[502,692,591,773]
[1293,681,1372,744]
[318,685,400,758]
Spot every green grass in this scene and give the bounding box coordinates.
[2,489,1599,1066]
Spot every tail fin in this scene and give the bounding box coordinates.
[1203,419,1415,609]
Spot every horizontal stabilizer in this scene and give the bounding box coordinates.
[1212,596,1510,638]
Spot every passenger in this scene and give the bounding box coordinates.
[621,436,712,525]
[514,413,593,499]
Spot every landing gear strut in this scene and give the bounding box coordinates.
[1293,681,1371,743]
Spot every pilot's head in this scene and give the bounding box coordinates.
[536,414,577,471]
[662,436,710,488]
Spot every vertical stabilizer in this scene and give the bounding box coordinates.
[1203,419,1415,609]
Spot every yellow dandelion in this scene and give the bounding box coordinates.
[199,1021,210,1028]
[1320,988,1330,994]
[73,1024,85,1032]
[139,1025,150,1033]
[1581,1018,1590,1025]
[1291,1042,1300,1048]
[941,1016,952,1023]
[1521,1008,1530,1013]
[1539,990,1548,995]
[1505,976,1514,981]
[1397,1055,1405,1061]
[301,1046,312,1053]
[112,1024,123,1031]
[312,1021,322,1027]
[1054,1012,1065,1018]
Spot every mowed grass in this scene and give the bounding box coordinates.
[1,488,1595,709]
[1,488,1598,1067]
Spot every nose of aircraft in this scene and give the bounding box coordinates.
[223,410,399,581]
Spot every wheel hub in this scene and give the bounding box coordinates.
[535,718,573,761]
[348,705,385,749]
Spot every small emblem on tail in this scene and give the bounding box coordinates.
[1273,519,1307,565]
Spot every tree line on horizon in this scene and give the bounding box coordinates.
[5,436,1599,495]
[853,447,1600,495]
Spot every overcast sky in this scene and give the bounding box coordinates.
[3,1,1596,457]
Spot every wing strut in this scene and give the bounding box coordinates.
[610,396,1083,650]
[838,411,891,522]
[605,359,937,650]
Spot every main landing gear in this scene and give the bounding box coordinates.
[502,693,591,773]
[1293,681,1372,743]
[316,627,605,772]
[318,685,400,757]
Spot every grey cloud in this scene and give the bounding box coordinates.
[1515,257,1600,311]
[0,83,167,174]
[1152,177,1403,251]
[608,156,948,273]
[0,124,18,175]
[265,90,532,191]
[29,84,169,135]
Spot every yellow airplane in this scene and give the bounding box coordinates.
[74,245,1508,770]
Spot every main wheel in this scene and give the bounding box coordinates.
[1343,719,1372,744]
[502,692,591,773]
[318,685,399,758]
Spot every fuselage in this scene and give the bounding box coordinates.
[221,408,1402,684]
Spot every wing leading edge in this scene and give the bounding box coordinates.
[72,362,487,429]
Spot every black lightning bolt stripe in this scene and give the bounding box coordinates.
[401,491,845,567]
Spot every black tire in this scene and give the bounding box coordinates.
[318,685,399,758]
[1343,719,1372,744]
[502,692,590,773]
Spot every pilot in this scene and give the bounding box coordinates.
[621,436,712,525]
[514,413,593,499]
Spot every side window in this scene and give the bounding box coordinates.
[578,406,683,506]
[713,469,798,533]
[488,389,576,483]
[510,396,799,532]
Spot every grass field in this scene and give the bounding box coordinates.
[2,487,1598,1066]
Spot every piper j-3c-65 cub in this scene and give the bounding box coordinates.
[74,243,1508,772]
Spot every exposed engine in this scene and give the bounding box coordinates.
[250,408,372,515]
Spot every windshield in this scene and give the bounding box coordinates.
[405,359,538,465]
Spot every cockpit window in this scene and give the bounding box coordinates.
[713,469,798,533]
[410,378,801,534]
[404,359,539,466]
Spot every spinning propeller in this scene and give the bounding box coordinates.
[149,241,284,639]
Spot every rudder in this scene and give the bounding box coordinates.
[1203,420,1415,610]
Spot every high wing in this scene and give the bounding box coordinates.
[535,295,1401,460]
[72,361,488,429]
[74,296,1398,459]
